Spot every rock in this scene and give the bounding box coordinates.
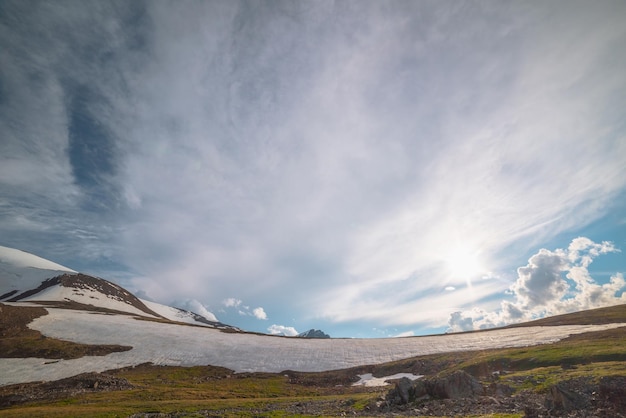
[545,383,587,411]
[599,376,626,408]
[297,329,330,338]
[386,370,485,406]
[0,372,134,407]
[488,382,514,397]
[411,378,429,399]
[428,370,485,399]
[395,377,413,404]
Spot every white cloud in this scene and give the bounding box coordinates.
[223,298,242,308]
[393,331,415,338]
[99,1,626,332]
[176,299,218,322]
[448,238,624,332]
[222,298,268,321]
[253,307,268,320]
[267,324,299,336]
[1,2,626,335]
[512,249,569,309]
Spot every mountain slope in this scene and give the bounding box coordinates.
[8,273,162,318]
[0,245,230,328]
[140,298,239,330]
[506,303,626,327]
[298,329,330,338]
[0,245,76,300]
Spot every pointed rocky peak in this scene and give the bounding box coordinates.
[297,329,330,339]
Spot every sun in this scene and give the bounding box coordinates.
[445,245,484,279]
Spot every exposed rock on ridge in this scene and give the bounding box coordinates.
[7,273,163,318]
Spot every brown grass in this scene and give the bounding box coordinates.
[0,303,131,359]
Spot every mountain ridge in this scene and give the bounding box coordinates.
[6,273,163,318]
[298,329,330,339]
[0,245,235,330]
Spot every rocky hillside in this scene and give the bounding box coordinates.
[6,273,162,318]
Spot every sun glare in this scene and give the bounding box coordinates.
[445,246,484,279]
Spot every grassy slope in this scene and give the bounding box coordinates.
[506,303,626,327]
[1,304,626,417]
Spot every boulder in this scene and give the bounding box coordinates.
[545,383,587,411]
[386,371,484,405]
[428,370,485,399]
[488,382,514,397]
[395,377,413,404]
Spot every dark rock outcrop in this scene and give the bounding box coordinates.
[385,374,626,417]
[545,383,588,411]
[428,370,485,399]
[0,372,133,407]
[387,370,484,405]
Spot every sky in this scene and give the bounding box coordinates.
[1,0,625,338]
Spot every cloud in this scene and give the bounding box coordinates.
[223,298,242,308]
[253,307,268,320]
[1,1,626,335]
[448,238,624,332]
[222,298,267,320]
[512,249,569,308]
[267,324,299,337]
[175,299,218,322]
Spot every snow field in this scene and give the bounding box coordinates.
[1,307,624,386]
[20,285,158,318]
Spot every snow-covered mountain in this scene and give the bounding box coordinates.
[0,245,77,301]
[140,298,237,330]
[0,245,233,329]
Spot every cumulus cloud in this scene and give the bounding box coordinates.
[253,307,268,320]
[448,237,624,332]
[512,249,569,308]
[267,324,299,336]
[222,298,267,320]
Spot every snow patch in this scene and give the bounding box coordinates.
[20,284,156,317]
[353,373,423,387]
